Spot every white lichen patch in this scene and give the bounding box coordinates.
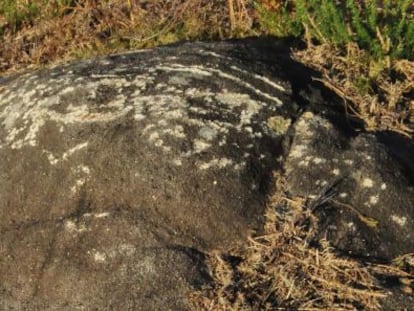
[148,132,160,142]
[154,139,164,147]
[244,126,253,133]
[292,119,312,143]
[79,165,90,174]
[158,119,168,127]
[142,124,155,134]
[215,92,261,126]
[165,109,184,120]
[94,212,110,218]
[253,73,286,92]
[339,192,348,198]
[193,139,211,153]
[347,222,356,231]
[62,142,88,160]
[391,215,407,227]
[157,63,283,106]
[362,178,374,188]
[199,158,233,170]
[46,152,59,165]
[65,220,87,233]
[45,142,89,165]
[290,145,308,158]
[60,86,76,95]
[93,251,107,263]
[133,113,145,121]
[117,244,136,257]
[1,77,133,149]
[70,165,91,194]
[369,195,379,205]
[302,111,314,120]
[163,126,186,139]
[234,162,245,171]
[230,65,287,92]
[313,157,326,164]
[0,58,278,173]
[172,159,182,166]
[155,64,213,77]
[198,126,217,141]
[332,168,340,175]
[381,183,387,190]
[71,179,86,194]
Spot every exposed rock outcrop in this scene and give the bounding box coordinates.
[0,39,413,310]
[0,40,297,310]
[284,111,414,260]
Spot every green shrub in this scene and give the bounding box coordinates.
[257,0,414,62]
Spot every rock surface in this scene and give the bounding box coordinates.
[0,38,413,310]
[284,111,414,261]
[0,39,298,310]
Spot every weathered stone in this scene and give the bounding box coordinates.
[1,38,413,310]
[284,111,414,260]
[0,40,300,310]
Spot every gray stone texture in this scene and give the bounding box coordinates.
[284,111,414,260]
[0,39,413,310]
[0,40,295,310]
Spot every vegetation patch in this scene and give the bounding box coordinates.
[189,174,413,310]
[257,0,414,135]
[0,0,255,73]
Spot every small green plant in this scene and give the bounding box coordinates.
[0,0,40,33]
[257,0,414,63]
[256,1,414,134]
[0,0,77,34]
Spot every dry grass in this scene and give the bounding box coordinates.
[0,0,256,74]
[189,173,413,310]
[293,43,414,137]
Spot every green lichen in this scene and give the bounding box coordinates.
[267,116,291,136]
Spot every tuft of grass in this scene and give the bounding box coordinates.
[188,173,413,310]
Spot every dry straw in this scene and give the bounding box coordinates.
[189,173,413,310]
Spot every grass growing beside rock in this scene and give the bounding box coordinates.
[189,173,413,310]
[257,0,414,135]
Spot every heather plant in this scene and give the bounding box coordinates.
[258,0,414,63]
